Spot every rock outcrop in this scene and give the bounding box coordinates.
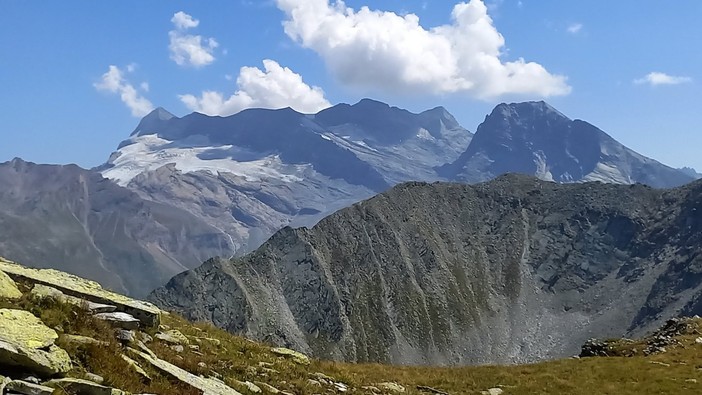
[150,174,702,365]
[0,258,160,328]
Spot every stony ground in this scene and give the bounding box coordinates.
[2,258,702,394]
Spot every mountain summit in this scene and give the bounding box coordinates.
[440,101,693,188]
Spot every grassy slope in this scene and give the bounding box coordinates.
[2,284,702,395]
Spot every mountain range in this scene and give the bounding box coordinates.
[0,99,696,301]
[150,174,702,365]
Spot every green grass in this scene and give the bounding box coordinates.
[2,284,702,394]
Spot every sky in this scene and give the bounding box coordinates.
[1,0,701,171]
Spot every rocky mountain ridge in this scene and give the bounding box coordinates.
[150,174,702,366]
[0,158,231,297]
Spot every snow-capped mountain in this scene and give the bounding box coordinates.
[440,101,694,188]
[100,99,473,253]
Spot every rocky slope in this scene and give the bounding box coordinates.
[440,101,694,188]
[99,100,473,254]
[3,257,702,395]
[150,174,702,366]
[0,159,232,297]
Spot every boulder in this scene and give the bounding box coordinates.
[0,309,72,377]
[0,269,22,299]
[44,377,128,395]
[270,347,310,365]
[0,258,160,328]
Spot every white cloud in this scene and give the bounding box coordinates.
[567,23,583,34]
[169,11,219,68]
[275,0,570,99]
[634,72,692,86]
[94,65,154,117]
[172,11,199,30]
[179,59,331,116]
[140,82,150,92]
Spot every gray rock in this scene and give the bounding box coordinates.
[94,312,140,330]
[116,330,136,343]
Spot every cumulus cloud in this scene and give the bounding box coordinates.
[179,59,331,116]
[172,11,199,30]
[94,65,154,117]
[634,72,692,86]
[275,0,570,99]
[169,11,219,67]
[567,23,583,34]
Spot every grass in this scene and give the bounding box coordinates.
[2,282,702,394]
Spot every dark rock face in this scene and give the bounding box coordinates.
[150,175,702,366]
[440,102,693,188]
[0,158,232,297]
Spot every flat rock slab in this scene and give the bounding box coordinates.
[0,269,22,299]
[0,258,160,328]
[0,309,72,377]
[128,348,243,395]
[6,380,55,395]
[94,312,140,330]
[45,377,128,395]
[59,334,110,347]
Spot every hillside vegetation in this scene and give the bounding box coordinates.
[1,258,702,394]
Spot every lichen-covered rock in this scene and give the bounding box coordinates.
[0,309,72,376]
[0,269,21,299]
[0,259,160,328]
[270,347,310,365]
[44,377,128,395]
[155,329,190,345]
[377,382,406,393]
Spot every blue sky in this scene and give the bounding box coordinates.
[1,0,700,171]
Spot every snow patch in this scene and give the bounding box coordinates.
[101,135,306,186]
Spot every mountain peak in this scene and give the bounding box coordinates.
[131,107,177,136]
[492,101,567,120]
